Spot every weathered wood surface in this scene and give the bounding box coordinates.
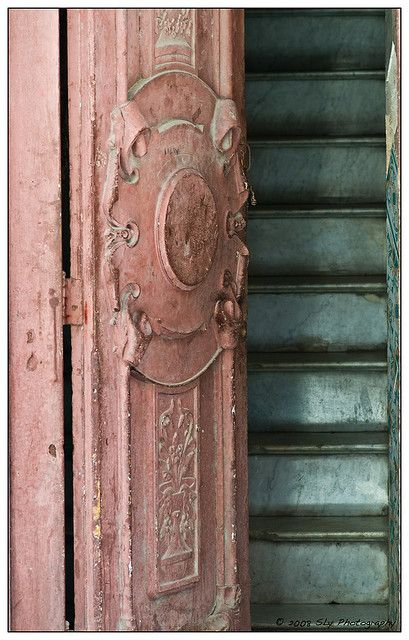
[9,9,65,630]
[68,8,250,631]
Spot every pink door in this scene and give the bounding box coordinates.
[9,9,65,631]
[10,8,251,631]
[69,9,250,630]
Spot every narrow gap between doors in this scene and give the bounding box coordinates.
[60,8,75,630]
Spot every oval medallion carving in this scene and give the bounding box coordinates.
[158,171,218,289]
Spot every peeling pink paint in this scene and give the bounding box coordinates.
[9,9,65,631]
[68,8,250,632]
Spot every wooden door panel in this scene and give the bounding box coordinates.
[9,9,65,631]
[68,9,250,631]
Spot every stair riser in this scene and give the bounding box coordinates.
[249,454,388,516]
[248,432,388,456]
[250,515,388,541]
[248,370,387,431]
[247,292,386,352]
[245,12,385,72]
[249,145,385,204]
[246,78,385,137]
[247,218,386,276]
[250,541,388,603]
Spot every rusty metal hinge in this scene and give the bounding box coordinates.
[62,272,83,326]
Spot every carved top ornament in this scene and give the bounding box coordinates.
[154,9,195,70]
[156,9,192,40]
[102,70,249,385]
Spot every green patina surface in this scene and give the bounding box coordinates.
[386,144,400,629]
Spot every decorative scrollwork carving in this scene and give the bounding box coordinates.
[113,283,153,368]
[102,106,151,318]
[179,584,241,631]
[238,142,257,206]
[211,98,241,163]
[226,210,246,238]
[122,308,153,368]
[105,216,139,259]
[214,297,242,351]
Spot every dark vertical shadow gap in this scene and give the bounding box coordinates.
[60,8,75,630]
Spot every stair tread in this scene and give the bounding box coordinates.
[248,275,386,294]
[248,351,387,371]
[248,431,388,455]
[248,144,385,204]
[249,135,385,147]
[249,515,388,541]
[251,603,392,631]
[248,204,385,218]
[247,70,385,80]
[247,8,385,16]
[245,9,385,74]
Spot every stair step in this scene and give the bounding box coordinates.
[245,10,385,73]
[248,290,386,352]
[247,9,386,16]
[250,540,388,603]
[246,74,384,137]
[249,516,388,541]
[248,368,386,433]
[247,70,385,80]
[249,453,388,517]
[247,217,386,276]
[247,352,387,372]
[249,135,385,147]
[248,432,388,456]
[248,275,386,294]
[248,204,385,219]
[251,603,392,631]
[248,143,385,205]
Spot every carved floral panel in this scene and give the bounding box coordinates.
[152,385,200,595]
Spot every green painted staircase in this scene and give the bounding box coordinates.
[245,9,389,630]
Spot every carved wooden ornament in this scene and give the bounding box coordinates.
[103,70,249,385]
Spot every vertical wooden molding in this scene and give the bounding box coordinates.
[138,9,153,79]
[115,10,134,630]
[9,9,65,630]
[117,361,134,629]
[116,9,128,104]
[68,8,102,630]
[126,10,139,91]
[219,9,234,98]
[217,10,250,631]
